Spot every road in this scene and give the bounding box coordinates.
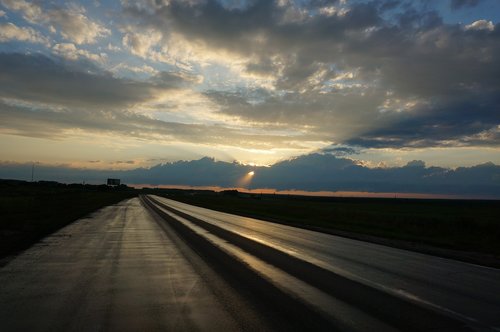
[145,195,500,331]
[1,195,499,331]
[0,198,275,331]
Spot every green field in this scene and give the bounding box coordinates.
[156,191,500,259]
[0,180,137,261]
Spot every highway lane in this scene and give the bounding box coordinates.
[0,198,278,332]
[149,195,500,331]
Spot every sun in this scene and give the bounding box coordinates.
[248,171,255,176]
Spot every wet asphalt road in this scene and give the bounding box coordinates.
[1,196,499,331]
[147,195,500,332]
[0,198,272,331]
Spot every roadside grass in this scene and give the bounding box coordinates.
[158,192,500,256]
[0,180,137,261]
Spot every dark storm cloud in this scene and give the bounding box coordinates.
[122,0,500,149]
[347,93,500,148]
[2,154,498,197]
[321,146,360,156]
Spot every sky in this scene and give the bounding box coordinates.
[0,0,500,174]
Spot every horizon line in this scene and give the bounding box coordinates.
[131,183,500,201]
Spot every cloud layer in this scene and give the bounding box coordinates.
[1,154,498,198]
[0,0,499,173]
[120,0,500,149]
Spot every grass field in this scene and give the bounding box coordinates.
[157,191,500,257]
[0,180,137,261]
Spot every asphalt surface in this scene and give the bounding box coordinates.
[1,196,499,331]
[0,198,275,331]
[147,195,500,331]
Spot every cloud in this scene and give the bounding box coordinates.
[0,53,163,108]
[107,43,121,52]
[405,160,426,168]
[1,154,498,197]
[0,22,49,45]
[345,93,500,148]
[465,20,495,31]
[111,63,158,76]
[119,0,500,150]
[0,99,309,149]
[1,0,499,158]
[0,53,315,149]
[251,154,500,197]
[46,4,110,44]
[0,0,110,44]
[450,0,480,10]
[121,29,162,58]
[321,146,360,156]
[113,160,136,165]
[0,0,41,22]
[205,89,386,138]
[53,43,107,63]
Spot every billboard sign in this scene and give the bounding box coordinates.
[107,178,121,186]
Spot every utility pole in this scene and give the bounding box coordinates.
[31,163,34,182]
